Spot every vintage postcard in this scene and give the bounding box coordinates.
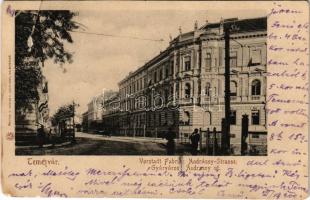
[1,0,309,198]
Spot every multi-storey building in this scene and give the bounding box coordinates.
[82,111,89,132]
[102,93,120,135]
[86,90,118,132]
[114,17,267,154]
[87,97,101,124]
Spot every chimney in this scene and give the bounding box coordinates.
[194,20,198,30]
[219,17,224,34]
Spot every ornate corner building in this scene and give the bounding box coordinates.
[104,17,267,155]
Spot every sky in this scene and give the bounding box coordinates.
[42,6,266,118]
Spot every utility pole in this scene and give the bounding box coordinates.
[72,101,76,143]
[72,101,79,143]
[223,23,231,155]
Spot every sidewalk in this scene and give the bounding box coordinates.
[15,141,72,151]
[76,132,167,143]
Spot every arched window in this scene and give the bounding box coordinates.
[184,56,191,71]
[251,80,261,95]
[205,83,211,96]
[184,111,190,125]
[205,53,211,71]
[203,111,212,126]
[230,81,237,96]
[185,83,191,98]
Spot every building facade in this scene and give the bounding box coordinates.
[105,17,267,154]
[82,111,89,132]
[85,90,118,132]
[86,94,104,132]
[102,93,121,135]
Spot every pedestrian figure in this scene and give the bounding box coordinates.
[189,128,200,155]
[37,125,45,148]
[166,127,175,155]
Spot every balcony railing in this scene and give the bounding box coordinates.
[251,95,261,100]
[182,98,193,104]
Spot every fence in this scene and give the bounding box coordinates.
[199,128,222,155]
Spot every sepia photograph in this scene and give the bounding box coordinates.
[15,8,268,156]
[3,1,308,199]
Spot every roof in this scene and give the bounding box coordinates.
[119,16,267,85]
[200,17,267,33]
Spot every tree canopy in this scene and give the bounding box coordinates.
[15,10,79,111]
[51,104,74,126]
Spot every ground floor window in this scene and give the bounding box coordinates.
[230,110,236,125]
[252,110,260,125]
[251,133,260,138]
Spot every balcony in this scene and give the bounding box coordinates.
[251,95,263,101]
[180,98,193,105]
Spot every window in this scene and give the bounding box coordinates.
[219,47,223,66]
[170,61,174,75]
[154,71,157,82]
[252,133,260,138]
[159,69,163,80]
[176,83,179,98]
[230,134,236,138]
[137,115,140,126]
[213,87,217,96]
[205,83,211,96]
[230,51,237,67]
[230,81,237,96]
[251,49,261,65]
[205,53,211,71]
[141,114,145,125]
[165,89,169,103]
[230,110,236,125]
[165,66,169,78]
[141,79,143,89]
[184,56,191,71]
[170,86,174,98]
[251,80,261,95]
[185,83,191,98]
[252,110,260,125]
[184,111,190,125]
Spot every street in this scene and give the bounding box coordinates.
[16,132,192,156]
